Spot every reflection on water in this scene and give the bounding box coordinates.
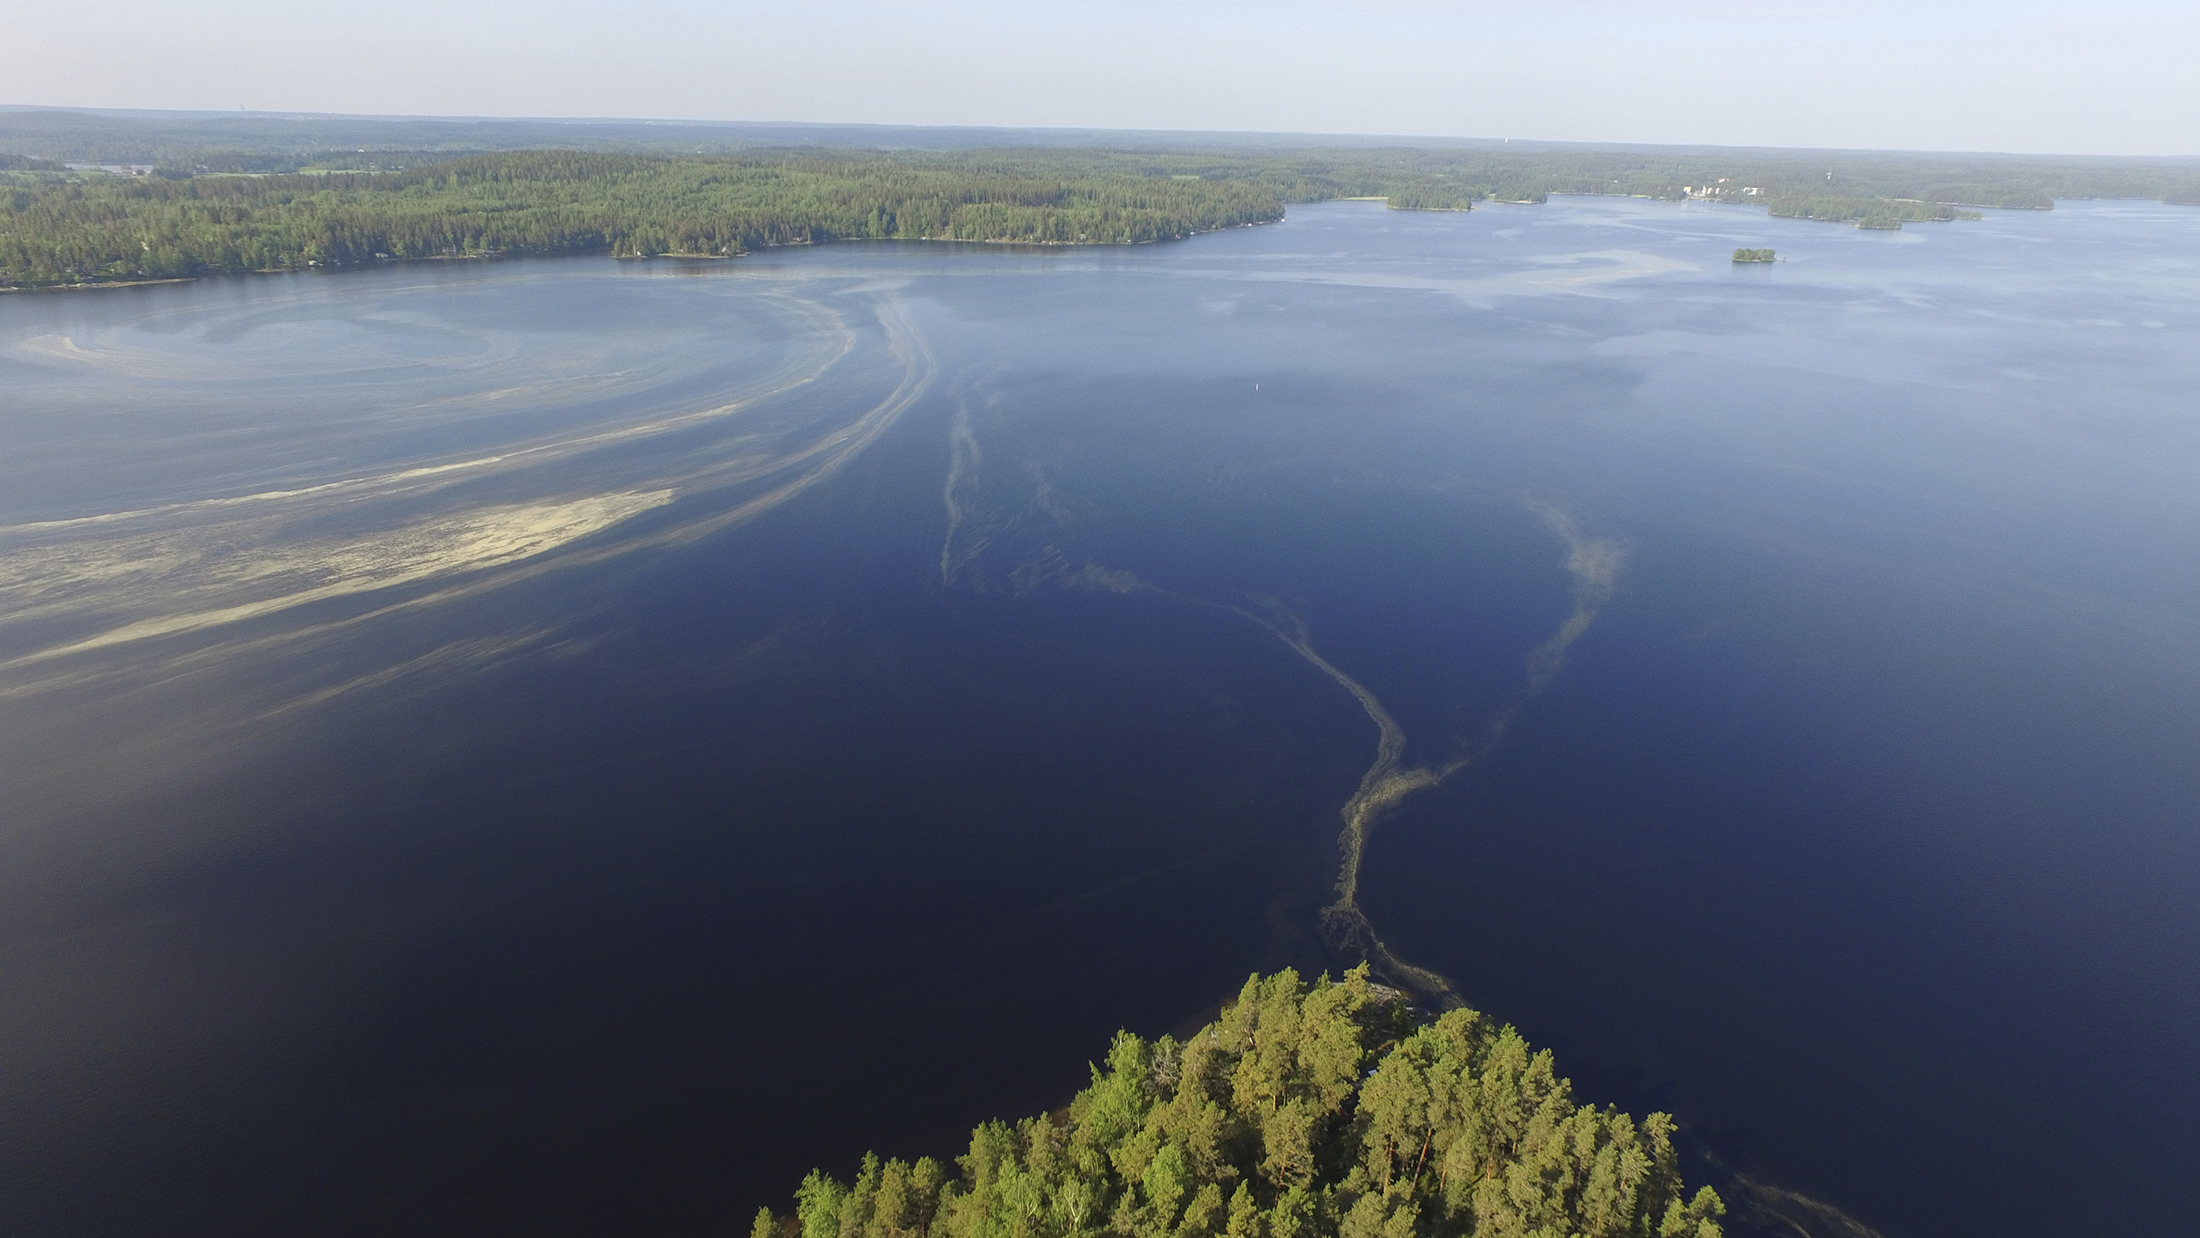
[3,200,2198,1238]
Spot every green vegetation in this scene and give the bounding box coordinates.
[7,108,2200,288]
[1731,249,1775,263]
[0,145,1514,286]
[760,968,1725,1238]
[10,109,2199,209]
[0,151,1290,285]
[1763,196,1979,229]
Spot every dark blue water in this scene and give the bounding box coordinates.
[2,199,2196,1237]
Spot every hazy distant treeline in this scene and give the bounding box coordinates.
[757,969,1727,1238]
[0,152,1295,284]
[7,129,2200,286]
[0,147,1494,286]
[8,108,2199,205]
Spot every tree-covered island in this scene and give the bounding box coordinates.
[1731,249,1775,263]
[759,968,1726,1238]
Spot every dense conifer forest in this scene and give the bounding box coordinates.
[759,969,1726,1238]
[0,151,1305,285]
[5,109,2199,288]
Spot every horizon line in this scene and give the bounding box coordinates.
[5,103,2197,164]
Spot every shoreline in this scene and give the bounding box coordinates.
[0,219,1287,294]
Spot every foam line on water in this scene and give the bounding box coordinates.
[0,492,676,673]
[1177,248,1696,307]
[1702,1153,1891,1238]
[922,386,1617,1002]
[0,289,932,697]
[1295,504,1624,1005]
[940,397,983,587]
[0,291,852,540]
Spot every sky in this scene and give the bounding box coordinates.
[9,0,2199,155]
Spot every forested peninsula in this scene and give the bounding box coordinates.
[759,969,1727,1238]
[0,152,1305,286]
[8,108,2200,288]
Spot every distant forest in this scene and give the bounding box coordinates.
[758,969,1728,1238]
[5,108,2200,287]
[0,151,1302,284]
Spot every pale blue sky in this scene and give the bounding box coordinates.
[12,0,2198,154]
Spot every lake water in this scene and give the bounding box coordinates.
[2,198,2196,1237]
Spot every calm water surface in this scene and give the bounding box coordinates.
[2,199,2196,1237]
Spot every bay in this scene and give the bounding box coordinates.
[2,197,2196,1237]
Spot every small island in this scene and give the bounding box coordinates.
[1732,248,1776,263]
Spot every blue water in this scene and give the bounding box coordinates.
[1,198,2196,1237]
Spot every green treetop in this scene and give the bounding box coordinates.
[758,967,1724,1238]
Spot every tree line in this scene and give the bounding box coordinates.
[10,138,2198,287]
[759,968,1725,1238]
[10,107,2198,207]
[1762,196,1979,225]
[0,151,1295,285]
[0,144,1531,287]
